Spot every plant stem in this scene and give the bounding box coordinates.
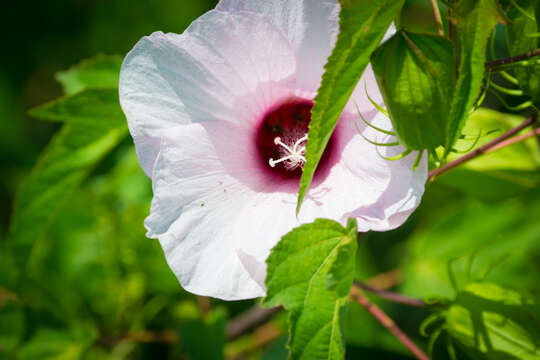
[225,270,410,341]
[487,127,540,153]
[429,114,538,181]
[430,0,444,36]
[354,281,427,307]
[226,305,282,341]
[485,48,540,69]
[350,287,430,360]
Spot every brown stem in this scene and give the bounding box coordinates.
[226,305,282,341]
[354,282,427,307]
[430,0,444,36]
[364,268,403,290]
[485,48,540,69]
[350,287,430,360]
[429,114,538,181]
[486,127,540,153]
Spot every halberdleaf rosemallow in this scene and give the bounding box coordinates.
[119,0,427,300]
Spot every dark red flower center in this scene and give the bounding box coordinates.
[256,99,336,180]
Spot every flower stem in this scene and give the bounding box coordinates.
[485,48,540,69]
[430,0,444,37]
[429,114,538,181]
[354,281,427,307]
[350,287,430,360]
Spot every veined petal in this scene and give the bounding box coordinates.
[217,0,340,93]
[146,123,266,300]
[119,10,297,176]
[318,111,427,231]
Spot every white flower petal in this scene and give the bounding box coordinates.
[146,123,265,300]
[120,10,297,176]
[217,0,340,92]
[122,1,427,301]
[233,113,427,287]
[306,112,427,231]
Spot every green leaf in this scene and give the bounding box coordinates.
[445,0,499,153]
[297,0,405,213]
[18,328,95,360]
[437,108,540,200]
[263,218,358,360]
[176,302,227,360]
[55,55,122,95]
[0,304,24,357]
[444,282,540,359]
[507,1,540,102]
[371,31,455,150]
[29,89,125,124]
[9,89,127,266]
[401,190,540,300]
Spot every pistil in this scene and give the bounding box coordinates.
[269,134,308,170]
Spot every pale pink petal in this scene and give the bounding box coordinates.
[217,0,340,92]
[307,111,427,231]
[146,123,266,300]
[119,10,297,176]
[234,113,427,286]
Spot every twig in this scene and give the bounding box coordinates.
[354,281,427,307]
[487,127,540,153]
[226,305,282,341]
[225,270,405,341]
[485,48,540,69]
[430,0,444,36]
[364,269,403,290]
[350,287,430,360]
[429,114,538,180]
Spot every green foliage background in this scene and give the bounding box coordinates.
[1,0,540,360]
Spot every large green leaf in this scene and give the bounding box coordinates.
[445,0,499,153]
[444,283,540,359]
[55,55,122,95]
[401,190,540,300]
[371,31,455,150]
[263,219,358,360]
[297,0,405,213]
[10,87,127,266]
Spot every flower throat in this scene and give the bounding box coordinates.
[256,99,334,180]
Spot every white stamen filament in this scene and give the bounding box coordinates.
[269,134,308,170]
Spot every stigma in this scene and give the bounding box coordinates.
[268,134,308,170]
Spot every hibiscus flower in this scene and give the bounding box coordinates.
[119,0,427,300]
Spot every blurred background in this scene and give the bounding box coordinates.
[1,1,539,359]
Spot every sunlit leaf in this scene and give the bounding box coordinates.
[371,31,455,150]
[445,0,500,153]
[444,283,540,359]
[297,0,405,212]
[55,55,122,95]
[263,219,358,360]
[10,89,127,266]
[401,190,540,300]
[437,108,540,200]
